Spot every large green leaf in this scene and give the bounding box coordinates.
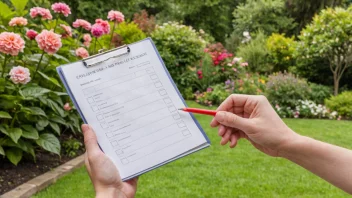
[49,115,67,126]
[49,122,61,135]
[10,0,29,13]
[17,139,35,158]
[0,145,4,156]
[37,118,49,128]
[0,111,12,119]
[53,54,70,63]
[0,2,12,18]
[8,128,22,143]
[20,86,51,98]
[36,134,61,155]
[6,148,23,165]
[21,125,39,140]
[0,125,8,135]
[22,107,47,117]
[46,99,65,117]
[38,71,62,88]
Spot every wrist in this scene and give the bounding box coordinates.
[96,187,124,198]
[277,132,308,159]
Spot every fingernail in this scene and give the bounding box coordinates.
[81,124,90,132]
[216,112,225,122]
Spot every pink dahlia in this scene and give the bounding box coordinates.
[72,19,91,31]
[63,103,72,111]
[26,30,38,40]
[107,10,125,23]
[51,2,71,17]
[83,34,92,47]
[30,7,53,20]
[91,24,104,38]
[9,66,31,85]
[9,17,28,27]
[36,30,62,55]
[60,24,72,38]
[75,47,89,59]
[0,32,25,56]
[95,19,110,34]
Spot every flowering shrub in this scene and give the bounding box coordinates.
[325,91,352,118]
[152,22,206,82]
[194,84,229,107]
[225,73,267,95]
[266,72,311,108]
[274,100,339,120]
[266,33,296,72]
[133,10,156,35]
[0,2,126,165]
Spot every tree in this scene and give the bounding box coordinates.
[232,0,296,36]
[297,6,352,95]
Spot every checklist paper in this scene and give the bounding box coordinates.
[57,38,210,180]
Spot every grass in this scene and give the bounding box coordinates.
[33,101,352,198]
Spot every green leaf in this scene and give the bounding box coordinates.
[36,134,61,155]
[53,54,70,63]
[0,78,5,92]
[38,71,62,88]
[53,92,68,96]
[11,0,28,12]
[46,99,65,117]
[0,125,9,135]
[20,86,51,98]
[6,148,23,165]
[0,2,12,18]
[22,107,47,117]
[49,122,61,135]
[0,145,4,156]
[0,111,12,119]
[37,118,49,128]
[17,139,35,158]
[8,128,22,143]
[49,115,67,126]
[21,125,39,140]
[0,137,17,147]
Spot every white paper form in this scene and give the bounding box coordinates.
[58,38,210,180]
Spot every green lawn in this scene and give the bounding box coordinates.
[33,101,352,198]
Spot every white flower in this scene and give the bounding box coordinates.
[243,31,250,37]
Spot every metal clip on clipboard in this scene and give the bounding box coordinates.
[82,45,131,68]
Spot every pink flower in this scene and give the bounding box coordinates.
[107,10,125,23]
[0,32,25,56]
[95,19,110,34]
[91,24,104,38]
[30,7,53,20]
[75,47,89,59]
[63,103,72,111]
[9,66,31,85]
[51,2,71,17]
[83,34,92,47]
[72,19,91,31]
[240,62,248,67]
[60,24,72,38]
[26,30,38,40]
[9,17,28,27]
[36,30,62,55]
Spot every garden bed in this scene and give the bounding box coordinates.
[0,134,84,195]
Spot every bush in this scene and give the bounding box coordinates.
[151,22,206,86]
[266,72,311,108]
[108,22,147,48]
[225,73,267,95]
[194,84,229,106]
[133,10,156,35]
[325,92,352,118]
[308,83,332,104]
[236,31,272,73]
[266,33,296,72]
[232,0,296,35]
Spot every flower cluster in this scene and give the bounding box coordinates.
[30,7,53,20]
[274,100,339,120]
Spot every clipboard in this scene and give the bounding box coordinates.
[56,38,210,181]
[82,45,131,68]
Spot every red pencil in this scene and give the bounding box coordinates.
[178,107,217,116]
